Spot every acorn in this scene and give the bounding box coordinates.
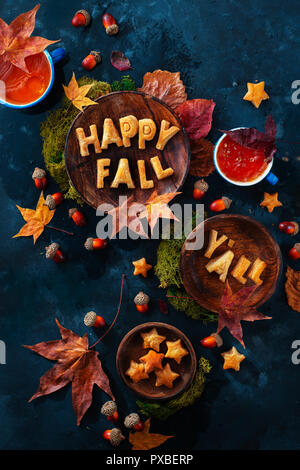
[124,413,144,431]
[45,243,65,263]
[84,237,108,251]
[279,221,299,236]
[101,401,117,417]
[102,428,125,447]
[193,179,209,200]
[44,192,64,210]
[72,9,91,27]
[82,51,101,71]
[84,311,106,328]
[69,208,86,227]
[134,292,150,313]
[210,197,232,212]
[102,13,119,35]
[32,167,47,190]
[288,243,300,260]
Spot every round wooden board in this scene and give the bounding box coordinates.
[180,214,282,313]
[116,322,197,400]
[64,91,190,209]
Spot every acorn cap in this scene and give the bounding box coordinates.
[124,413,140,429]
[69,208,78,217]
[101,400,117,417]
[222,196,232,209]
[134,291,150,305]
[106,24,119,35]
[45,243,60,259]
[84,311,97,327]
[84,237,94,251]
[194,178,209,192]
[294,243,300,254]
[90,51,101,64]
[32,167,46,180]
[109,428,125,446]
[45,194,56,210]
[291,222,299,236]
[76,9,91,26]
[210,332,223,348]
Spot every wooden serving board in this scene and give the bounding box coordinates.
[64,91,190,209]
[180,215,281,313]
[116,322,197,400]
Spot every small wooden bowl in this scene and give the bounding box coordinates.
[180,214,281,313]
[65,91,190,209]
[116,322,197,400]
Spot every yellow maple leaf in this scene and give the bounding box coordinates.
[129,418,173,450]
[13,192,55,244]
[63,72,97,112]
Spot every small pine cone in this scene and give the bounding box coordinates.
[32,167,46,180]
[45,243,59,259]
[45,195,56,210]
[76,9,91,26]
[109,428,125,447]
[90,51,102,64]
[84,237,94,251]
[106,24,119,35]
[194,179,209,192]
[84,311,97,327]
[124,413,140,429]
[134,292,150,305]
[101,401,117,417]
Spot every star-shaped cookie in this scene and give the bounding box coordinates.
[139,349,164,373]
[243,81,269,108]
[125,360,149,383]
[165,339,189,364]
[141,328,166,352]
[260,192,282,213]
[132,257,153,278]
[221,346,245,371]
[155,363,180,389]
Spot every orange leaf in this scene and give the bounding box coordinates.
[63,72,97,112]
[139,190,181,233]
[138,70,187,110]
[0,4,59,73]
[13,192,55,244]
[129,418,173,450]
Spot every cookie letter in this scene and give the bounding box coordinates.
[120,115,138,147]
[97,158,111,188]
[139,119,156,149]
[204,229,228,259]
[205,250,234,283]
[76,124,102,157]
[150,156,174,180]
[137,160,154,189]
[101,118,123,149]
[231,255,251,284]
[110,158,135,189]
[156,120,180,150]
[248,257,266,285]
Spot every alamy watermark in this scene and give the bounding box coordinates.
[291,81,300,104]
[0,340,6,365]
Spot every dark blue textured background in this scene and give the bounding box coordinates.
[0,0,300,450]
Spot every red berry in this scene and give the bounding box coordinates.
[193,188,205,200]
[288,244,300,260]
[52,192,64,207]
[201,336,217,348]
[72,12,86,27]
[133,421,144,432]
[53,249,65,264]
[107,411,119,423]
[93,238,107,250]
[34,177,47,190]
[82,54,97,71]
[103,430,111,440]
[136,304,149,313]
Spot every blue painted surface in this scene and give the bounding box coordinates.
[0,0,300,450]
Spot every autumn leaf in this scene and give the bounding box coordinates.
[139,191,181,233]
[107,196,148,239]
[24,319,114,426]
[138,70,187,110]
[285,266,300,313]
[190,138,215,177]
[0,4,59,73]
[63,72,97,112]
[176,99,215,141]
[110,51,131,71]
[217,282,271,348]
[129,418,173,450]
[13,191,55,244]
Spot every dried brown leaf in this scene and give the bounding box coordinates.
[138,70,187,110]
[189,138,215,177]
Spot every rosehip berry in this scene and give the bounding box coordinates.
[210,196,232,212]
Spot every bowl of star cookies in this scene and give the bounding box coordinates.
[116,322,197,400]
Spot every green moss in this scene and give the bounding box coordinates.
[155,238,183,288]
[40,77,111,202]
[137,358,211,420]
[167,287,217,322]
[111,75,136,91]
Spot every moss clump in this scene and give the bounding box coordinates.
[137,358,211,420]
[111,75,136,91]
[155,238,183,288]
[40,77,111,203]
[167,287,217,322]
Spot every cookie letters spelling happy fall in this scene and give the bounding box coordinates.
[75,116,180,189]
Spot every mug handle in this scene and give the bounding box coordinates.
[265,172,278,185]
[50,47,67,64]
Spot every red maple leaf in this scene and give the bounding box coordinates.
[0,4,59,73]
[139,191,181,233]
[107,196,148,239]
[24,319,114,425]
[176,99,215,141]
[217,282,271,348]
